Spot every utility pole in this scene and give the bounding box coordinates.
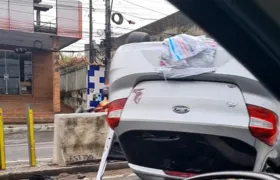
[89,0,94,63]
[104,0,111,83]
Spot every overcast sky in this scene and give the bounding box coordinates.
[41,0,178,51]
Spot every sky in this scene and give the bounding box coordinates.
[41,0,178,51]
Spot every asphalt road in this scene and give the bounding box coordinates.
[5,131,53,164]
[55,168,140,180]
[4,131,141,180]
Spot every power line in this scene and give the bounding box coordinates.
[0,1,169,52]
[0,0,88,10]
[116,12,159,20]
[122,0,168,16]
[0,3,156,23]
[0,0,164,30]
[1,0,168,15]
[0,18,128,39]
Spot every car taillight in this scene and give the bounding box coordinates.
[106,98,127,129]
[164,171,197,178]
[247,104,278,146]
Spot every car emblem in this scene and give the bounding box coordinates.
[173,105,190,114]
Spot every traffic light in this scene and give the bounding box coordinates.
[14,48,28,54]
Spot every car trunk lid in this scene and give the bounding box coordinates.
[118,80,257,174]
[122,81,251,134]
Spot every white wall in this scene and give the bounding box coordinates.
[0,1,9,30]
[0,0,34,31]
[9,0,34,32]
[57,0,81,38]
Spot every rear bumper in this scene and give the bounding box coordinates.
[117,130,257,174]
[115,120,255,148]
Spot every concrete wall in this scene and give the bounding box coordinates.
[61,89,88,110]
[53,113,108,166]
[60,66,87,110]
[60,67,87,92]
[60,65,106,109]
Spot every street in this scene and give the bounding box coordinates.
[4,131,140,180]
[5,131,53,164]
[55,169,140,180]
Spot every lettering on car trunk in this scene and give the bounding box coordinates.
[132,89,144,104]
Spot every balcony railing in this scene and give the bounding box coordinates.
[34,21,57,34]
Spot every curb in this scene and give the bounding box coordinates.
[4,125,54,134]
[0,161,129,180]
[6,158,52,166]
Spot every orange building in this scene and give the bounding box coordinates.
[0,0,82,123]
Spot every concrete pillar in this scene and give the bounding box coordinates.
[52,37,61,113]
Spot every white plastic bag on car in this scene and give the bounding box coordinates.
[157,34,218,78]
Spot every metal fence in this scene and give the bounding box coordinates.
[60,66,87,92]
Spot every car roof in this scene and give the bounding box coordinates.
[168,0,280,101]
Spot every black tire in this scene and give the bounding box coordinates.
[111,12,124,25]
[125,32,151,44]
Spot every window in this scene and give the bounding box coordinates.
[19,52,32,94]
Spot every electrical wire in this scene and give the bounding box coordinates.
[122,0,168,16]
[117,13,158,20]
[0,5,157,24]
[0,0,172,52]
[0,0,163,32]
[0,16,128,37]
[0,22,125,45]
[0,0,169,15]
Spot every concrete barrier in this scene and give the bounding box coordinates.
[53,113,108,166]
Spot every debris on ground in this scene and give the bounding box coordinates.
[29,174,53,180]
[55,168,134,180]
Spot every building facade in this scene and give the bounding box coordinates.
[0,0,82,123]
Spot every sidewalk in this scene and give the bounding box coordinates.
[4,123,54,134]
[0,161,129,180]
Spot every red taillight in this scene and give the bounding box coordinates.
[164,171,197,178]
[247,104,278,146]
[106,98,127,129]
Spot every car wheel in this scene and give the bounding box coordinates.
[125,32,151,44]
